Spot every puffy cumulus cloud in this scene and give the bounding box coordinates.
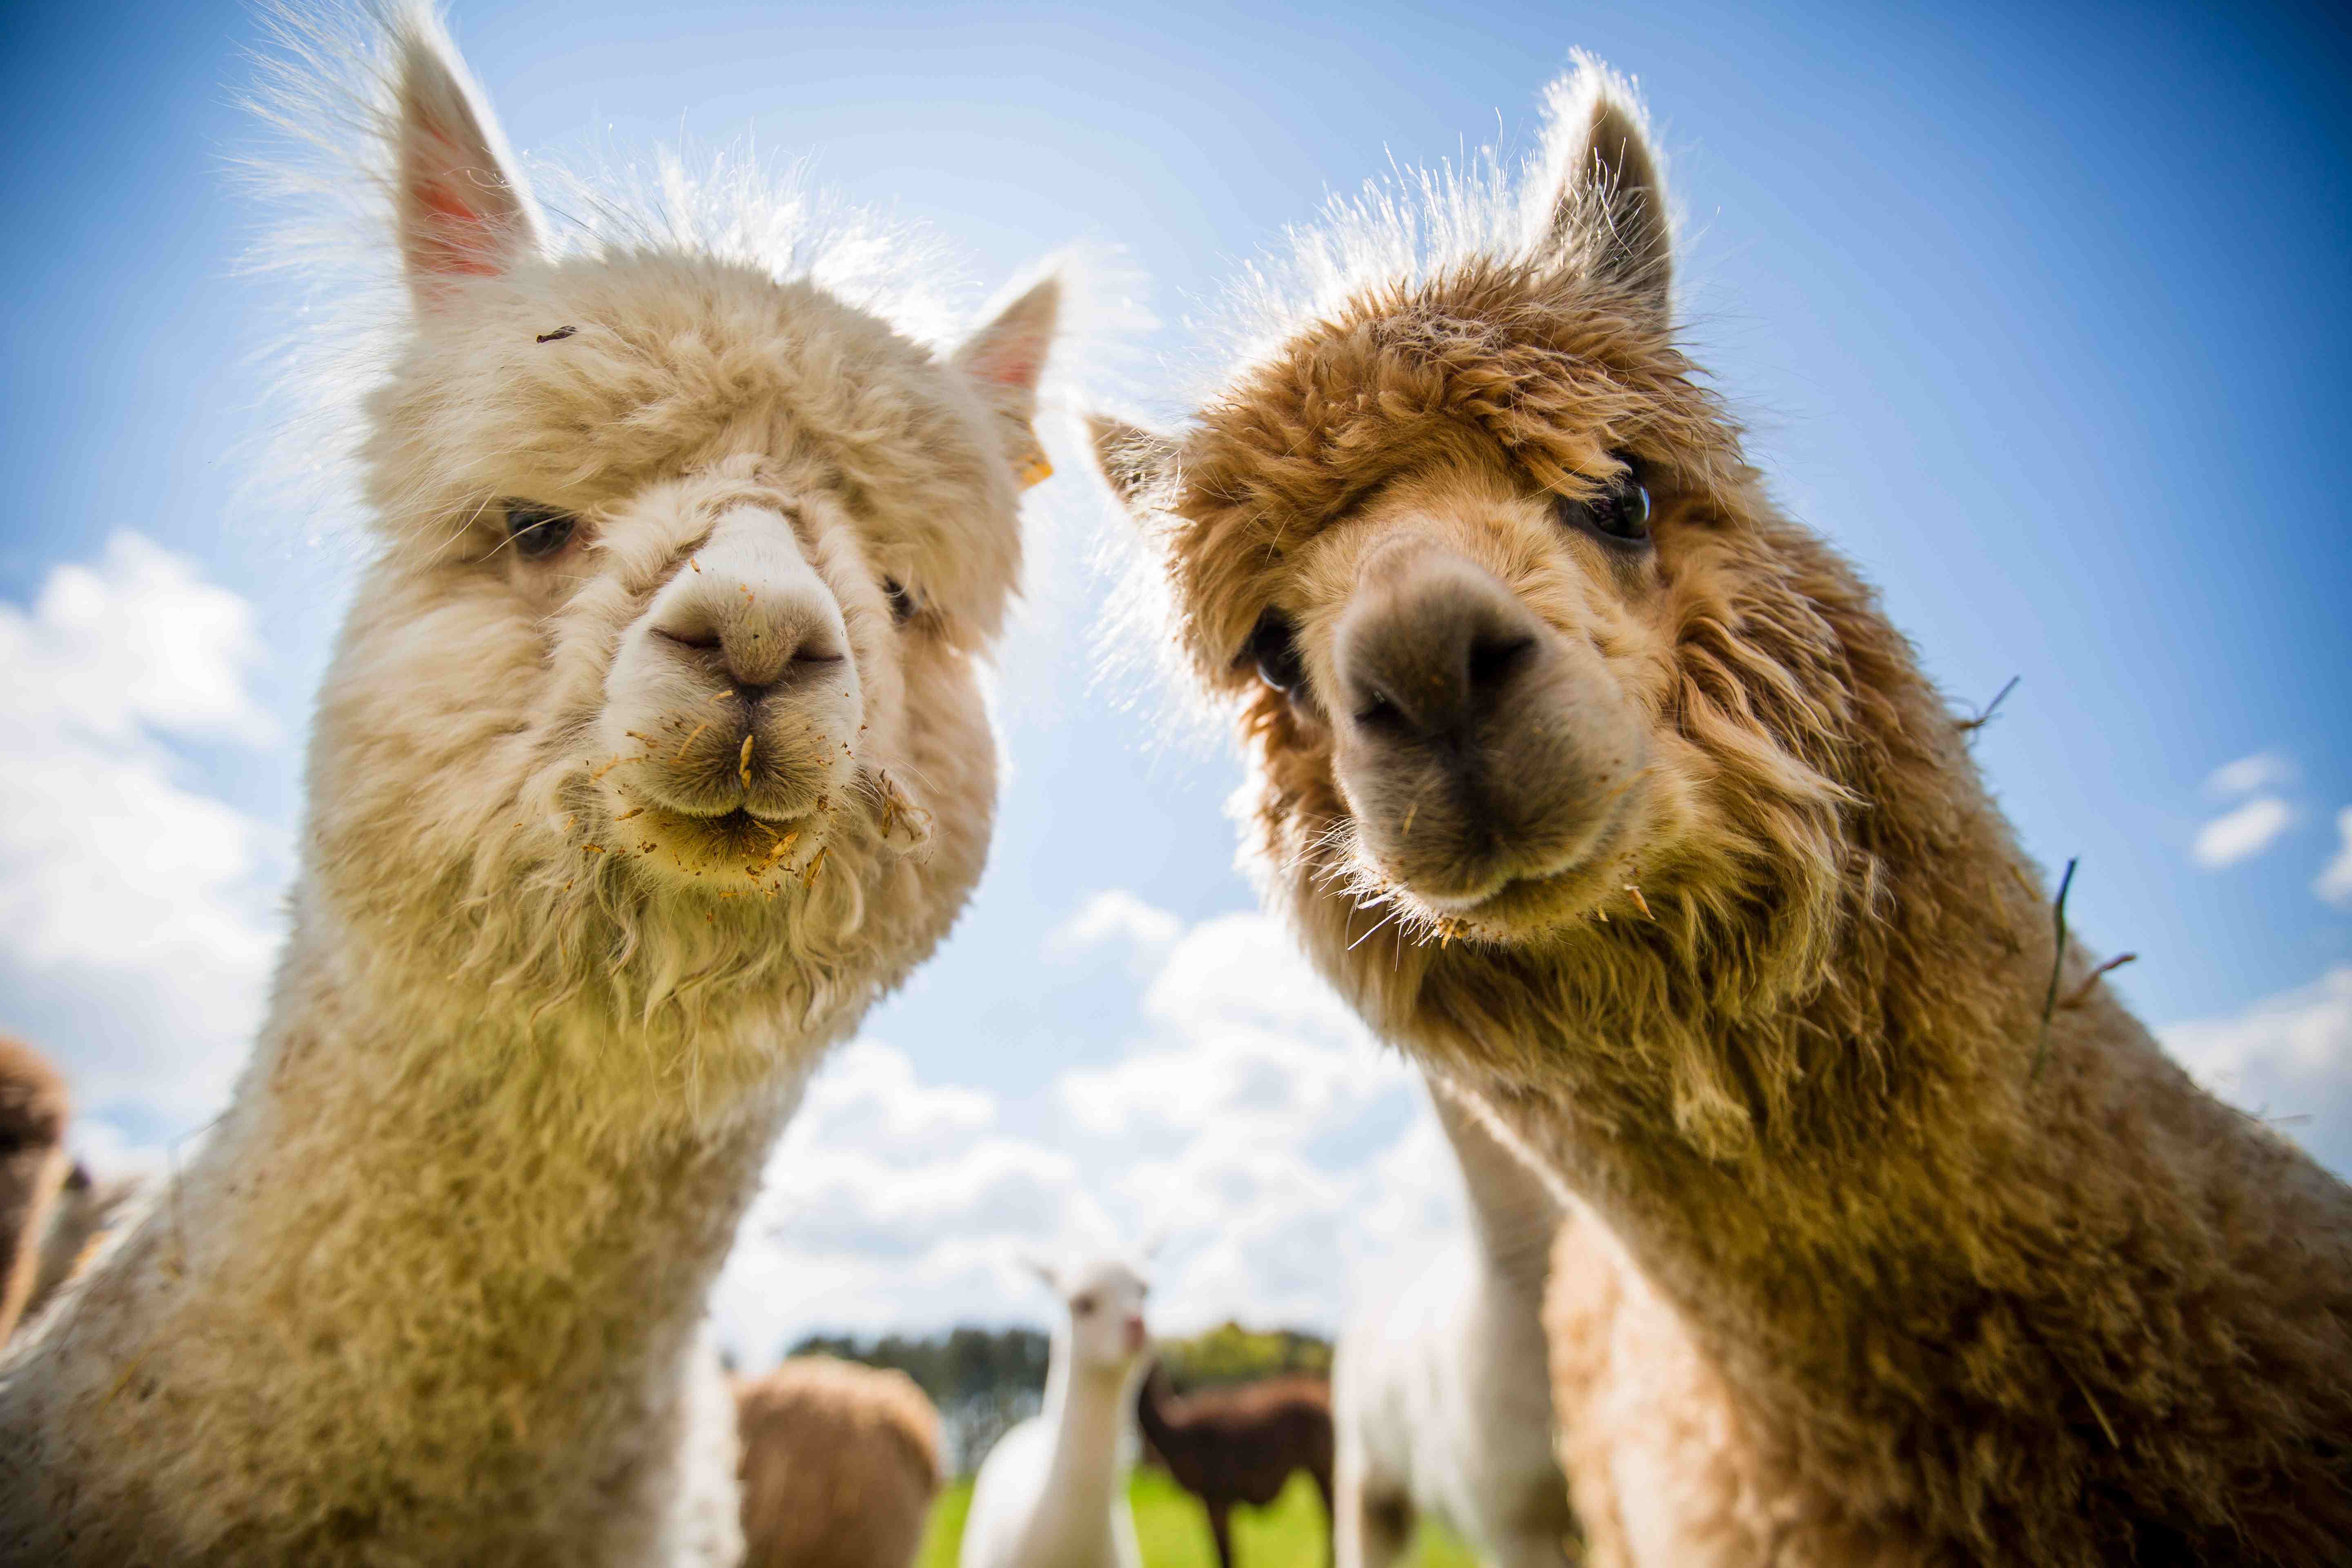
[2191,795,2292,869]
[2316,808,2352,906]
[1042,887,1183,967]
[2206,752,2292,798]
[1055,911,1455,1327]
[714,901,1467,1356]
[711,1039,1112,1354]
[0,535,286,1132]
[2163,967,2352,1176]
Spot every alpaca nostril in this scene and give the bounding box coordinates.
[1354,687,1410,733]
[1467,633,1537,694]
[1336,563,1547,755]
[654,624,723,654]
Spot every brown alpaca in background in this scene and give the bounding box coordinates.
[1137,1364,1335,1568]
[735,1356,944,1568]
[0,1039,69,1344]
[1092,57,2352,1566]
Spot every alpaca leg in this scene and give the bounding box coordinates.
[1335,1468,1412,1568]
[1207,1499,1236,1568]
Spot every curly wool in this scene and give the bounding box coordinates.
[734,1357,944,1568]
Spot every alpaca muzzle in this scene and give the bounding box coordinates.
[595,505,866,874]
[1330,543,1650,915]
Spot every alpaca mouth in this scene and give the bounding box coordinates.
[1391,781,1643,931]
[613,798,828,882]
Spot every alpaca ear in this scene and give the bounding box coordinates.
[1531,56,1671,322]
[955,278,1060,411]
[391,18,541,301]
[1020,1253,1062,1294]
[1087,414,1179,522]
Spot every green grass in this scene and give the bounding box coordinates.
[916,1469,1477,1568]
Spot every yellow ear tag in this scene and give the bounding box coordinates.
[1018,446,1054,490]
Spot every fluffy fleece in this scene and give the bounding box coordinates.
[0,8,1061,1564]
[734,1356,944,1568]
[1332,1075,1572,1568]
[1090,57,2352,1566]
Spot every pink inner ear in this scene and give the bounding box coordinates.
[408,126,510,278]
[973,348,1041,389]
[414,180,505,276]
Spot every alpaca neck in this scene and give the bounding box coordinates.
[1427,1071,1559,1298]
[2,879,825,1557]
[1134,1370,1197,1469]
[1041,1353,1140,1514]
[1442,778,2352,1548]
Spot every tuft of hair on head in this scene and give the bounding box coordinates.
[1523,52,1674,322]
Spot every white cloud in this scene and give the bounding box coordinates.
[1043,888,1183,965]
[714,902,1459,1356]
[2164,967,2352,1176]
[711,1038,1111,1353]
[2206,752,2292,798]
[2192,795,2292,869]
[0,535,285,1126]
[2316,808,2352,906]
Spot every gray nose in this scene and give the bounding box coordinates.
[1333,555,1544,758]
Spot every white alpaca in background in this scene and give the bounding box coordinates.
[959,1256,1152,1568]
[0,8,1061,1563]
[1333,1075,1575,1568]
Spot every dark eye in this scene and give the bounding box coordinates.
[1242,609,1306,696]
[1553,459,1652,544]
[504,501,577,559]
[882,577,917,625]
[1072,1295,1096,1316]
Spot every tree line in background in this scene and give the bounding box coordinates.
[786,1321,1333,1474]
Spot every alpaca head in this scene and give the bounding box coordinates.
[1091,62,1873,990]
[1030,1256,1151,1377]
[302,14,1059,1021]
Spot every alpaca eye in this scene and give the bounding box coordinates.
[504,501,577,559]
[882,577,917,625]
[1073,1295,1096,1316]
[1242,609,1306,696]
[1553,459,1652,544]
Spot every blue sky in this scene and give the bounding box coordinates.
[3,0,2348,1351]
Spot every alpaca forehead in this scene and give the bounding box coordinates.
[1170,292,1723,665]
[1064,1260,1146,1300]
[389,257,992,507]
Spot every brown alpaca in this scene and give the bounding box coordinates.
[1136,1365,1335,1568]
[1090,59,2352,1566]
[0,1040,69,1346]
[734,1356,944,1568]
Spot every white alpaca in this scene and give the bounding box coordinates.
[959,1257,1152,1568]
[0,9,1061,1564]
[1334,1075,1574,1568]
